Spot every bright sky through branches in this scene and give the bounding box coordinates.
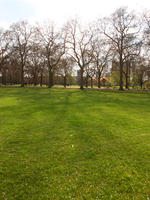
[0,0,149,27]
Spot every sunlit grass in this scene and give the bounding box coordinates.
[0,87,150,199]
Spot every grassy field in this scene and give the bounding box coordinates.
[0,88,150,200]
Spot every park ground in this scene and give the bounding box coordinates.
[0,87,150,200]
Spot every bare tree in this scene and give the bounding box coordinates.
[36,22,66,88]
[123,46,141,89]
[101,7,139,90]
[65,19,93,89]
[143,11,150,75]
[57,56,74,88]
[132,57,149,89]
[0,10,147,88]
[144,12,150,48]
[92,38,111,88]
[0,29,11,85]
[27,44,43,86]
[10,21,33,87]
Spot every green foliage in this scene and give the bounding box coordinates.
[110,70,127,87]
[67,75,77,85]
[144,81,150,89]
[0,88,150,199]
[110,70,120,85]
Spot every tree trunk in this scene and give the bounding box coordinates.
[21,64,24,87]
[85,73,88,88]
[40,73,43,87]
[80,68,84,90]
[98,77,101,88]
[98,71,101,88]
[9,73,13,85]
[90,77,93,88]
[125,62,129,90]
[47,58,54,88]
[48,69,53,88]
[140,81,143,89]
[119,55,124,90]
[34,72,37,86]
[64,76,67,88]
[125,74,129,89]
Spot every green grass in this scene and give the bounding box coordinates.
[0,88,150,200]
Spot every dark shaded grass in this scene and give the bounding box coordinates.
[0,87,150,199]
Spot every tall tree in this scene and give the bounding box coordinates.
[132,57,149,89]
[27,44,44,86]
[92,38,111,88]
[65,19,93,89]
[36,22,66,88]
[10,21,33,87]
[57,56,73,88]
[0,29,11,85]
[101,7,139,90]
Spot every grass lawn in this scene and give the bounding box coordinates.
[0,88,150,200]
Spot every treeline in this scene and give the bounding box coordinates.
[0,7,150,90]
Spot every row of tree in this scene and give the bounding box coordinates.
[0,7,150,90]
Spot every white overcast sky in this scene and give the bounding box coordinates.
[0,0,150,27]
